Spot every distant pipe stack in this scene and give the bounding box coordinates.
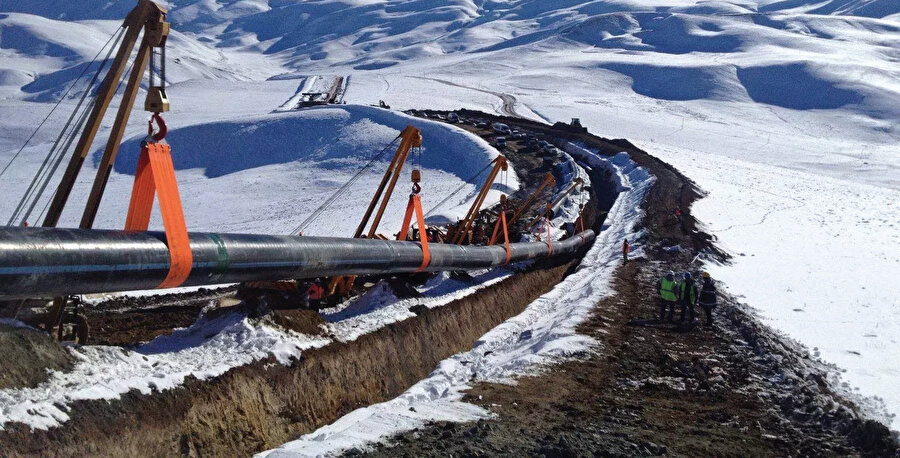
[0,226,595,299]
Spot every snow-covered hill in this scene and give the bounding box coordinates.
[1,0,898,431]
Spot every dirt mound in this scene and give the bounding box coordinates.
[0,324,71,389]
[270,309,328,335]
[85,287,236,346]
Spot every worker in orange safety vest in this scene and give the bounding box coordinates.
[622,238,630,263]
[307,279,324,309]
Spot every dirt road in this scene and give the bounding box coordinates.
[353,113,899,457]
[413,77,520,117]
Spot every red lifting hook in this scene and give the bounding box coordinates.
[147,112,167,142]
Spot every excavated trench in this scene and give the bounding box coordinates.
[1,254,591,456]
[0,114,625,456]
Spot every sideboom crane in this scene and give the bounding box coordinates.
[528,177,585,231]
[446,156,508,245]
[325,126,422,299]
[42,0,170,229]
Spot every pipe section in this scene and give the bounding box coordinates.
[0,226,595,299]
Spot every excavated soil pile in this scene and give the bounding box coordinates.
[85,287,236,346]
[0,324,72,389]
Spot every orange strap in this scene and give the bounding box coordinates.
[489,211,512,265]
[578,212,585,244]
[125,142,192,288]
[398,194,431,272]
[543,218,553,255]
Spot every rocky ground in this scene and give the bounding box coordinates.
[348,110,900,457]
[354,247,899,457]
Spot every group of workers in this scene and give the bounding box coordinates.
[658,270,717,326]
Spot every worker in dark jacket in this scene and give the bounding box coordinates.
[658,271,679,322]
[698,272,717,325]
[678,272,698,322]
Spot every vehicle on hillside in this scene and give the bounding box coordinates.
[448,112,459,123]
[492,122,511,134]
[495,137,507,149]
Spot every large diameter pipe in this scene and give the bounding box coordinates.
[0,226,595,299]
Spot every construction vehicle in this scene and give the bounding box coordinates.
[528,177,585,231]
[445,156,508,245]
[327,125,422,299]
[1,0,175,341]
[489,173,555,245]
[299,76,345,107]
[325,125,422,302]
[236,125,423,308]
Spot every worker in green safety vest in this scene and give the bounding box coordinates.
[678,272,698,322]
[658,271,679,322]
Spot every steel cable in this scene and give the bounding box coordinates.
[7,27,126,226]
[292,137,400,235]
[0,26,125,180]
[33,57,138,226]
[423,161,494,218]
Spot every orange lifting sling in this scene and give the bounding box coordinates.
[124,114,192,288]
[541,217,553,255]
[397,173,430,272]
[488,196,512,265]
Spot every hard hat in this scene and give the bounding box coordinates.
[666,271,675,279]
[683,272,692,280]
[702,271,711,278]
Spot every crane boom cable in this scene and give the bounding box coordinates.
[23,97,98,226]
[7,29,127,226]
[292,136,400,235]
[423,161,494,218]
[33,57,138,226]
[0,26,125,181]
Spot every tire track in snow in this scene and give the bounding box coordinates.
[412,76,521,118]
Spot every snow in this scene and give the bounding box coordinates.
[0,259,526,431]
[322,268,512,343]
[1,0,898,436]
[0,312,330,430]
[0,97,517,237]
[259,151,654,457]
[652,145,900,427]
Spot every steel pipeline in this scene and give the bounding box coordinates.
[0,226,595,298]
